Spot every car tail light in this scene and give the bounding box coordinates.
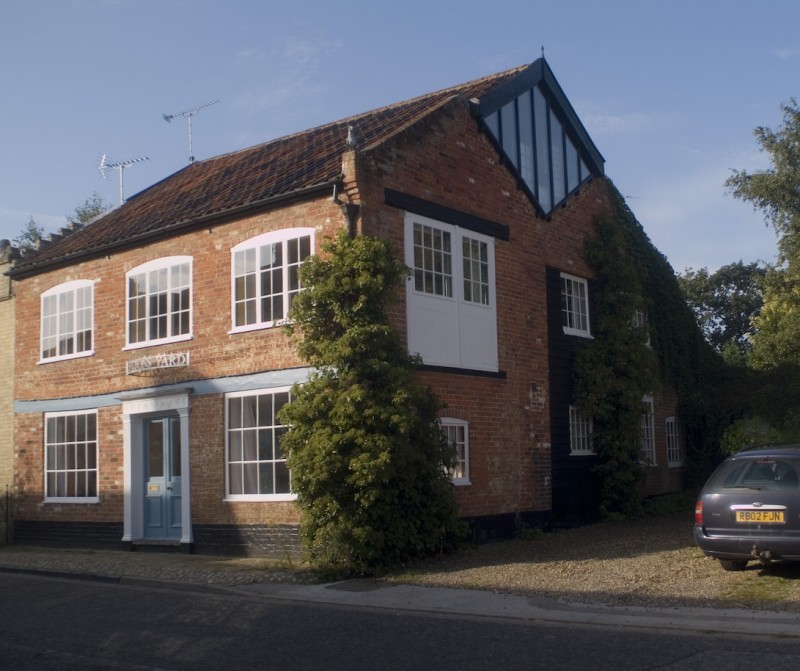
[694,500,704,525]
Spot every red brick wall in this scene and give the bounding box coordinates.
[14,200,344,403]
[352,98,616,518]
[13,199,344,526]
[15,406,124,522]
[187,394,301,526]
[13,95,682,535]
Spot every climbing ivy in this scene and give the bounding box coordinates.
[574,187,726,514]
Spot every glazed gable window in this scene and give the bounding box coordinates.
[40,280,94,362]
[440,418,470,485]
[483,84,595,215]
[44,410,98,502]
[560,273,590,337]
[230,229,313,332]
[126,257,192,348]
[405,213,498,372]
[225,388,295,501]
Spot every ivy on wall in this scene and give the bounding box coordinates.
[574,186,726,514]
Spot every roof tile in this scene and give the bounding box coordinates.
[12,64,527,277]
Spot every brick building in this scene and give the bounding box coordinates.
[0,241,16,543]
[10,59,684,554]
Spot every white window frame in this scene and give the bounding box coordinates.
[224,387,296,502]
[632,308,651,347]
[405,213,498,372]
[640,395,656,465]
[569,405,594,455]
[440,418,470,485]
[461,235,491,306]
[560,272,591,337]
[229,228,314,334]
[44,409,99,503]
[412,220,453,298]
[124,256,192,349]
[666,416,683,467]
[39,280,95,363]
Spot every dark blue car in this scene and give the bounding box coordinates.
[694,445,800,571]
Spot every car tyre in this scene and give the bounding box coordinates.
[719,558,748,571]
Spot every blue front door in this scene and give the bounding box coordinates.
[143,416,182,540]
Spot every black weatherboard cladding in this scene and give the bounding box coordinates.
[546,267,601,524]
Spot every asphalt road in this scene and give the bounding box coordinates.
[2,572,800,670]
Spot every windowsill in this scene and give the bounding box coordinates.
[228,319,290,336]
[562,327,593,339]
[451,479,471,487]
[569,452,596,457]
[417,363,506,379]
[410,288,457,302]
[38,350,95,365]
[224,494,297,503]
[44,497,100,504]
[668,462,684,469]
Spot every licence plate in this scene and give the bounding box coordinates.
[735,510,785,523]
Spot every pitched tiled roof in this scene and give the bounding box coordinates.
[11,64,528,278]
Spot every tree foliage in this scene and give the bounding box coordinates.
[677,261,765,365]
[726,99,800,256]
[12,192,111,256]
[279,230,462,574]
[12,216,45,254]
[68,192,111,226]
[726,99,800,369]
[748,268,800,369]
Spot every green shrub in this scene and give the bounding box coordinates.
[280,231,463,575]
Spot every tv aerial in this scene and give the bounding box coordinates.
[98,154,150,204]
[163,99,220,163]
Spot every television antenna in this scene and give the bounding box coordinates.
[98,154,150,204]
[163,99,220,163]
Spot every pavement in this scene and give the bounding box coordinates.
[2,543,800,639]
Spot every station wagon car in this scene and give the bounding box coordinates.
[694,445,800,571]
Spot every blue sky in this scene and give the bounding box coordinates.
[1,0,797,272]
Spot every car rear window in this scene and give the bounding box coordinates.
[711,458,800,492]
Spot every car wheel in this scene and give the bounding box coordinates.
[719,559,748,571]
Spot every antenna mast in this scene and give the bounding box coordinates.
[98,154,150,204]
[163,99,220,163]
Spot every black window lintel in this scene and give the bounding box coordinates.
[384,189,510,241]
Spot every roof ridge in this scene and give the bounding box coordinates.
[201,63,532,163]
[10,62,535,277]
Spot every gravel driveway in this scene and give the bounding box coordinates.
[392,511,800,612]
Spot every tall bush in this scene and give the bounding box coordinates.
[279,231,462,574]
